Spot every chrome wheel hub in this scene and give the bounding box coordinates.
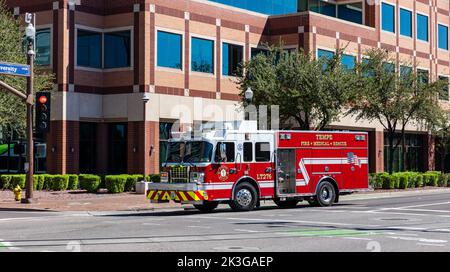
[321,187,331,201]
[236,189,252,207]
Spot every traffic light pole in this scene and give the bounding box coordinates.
[22,41,35,204]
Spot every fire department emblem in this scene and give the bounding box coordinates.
[218,166,229,181]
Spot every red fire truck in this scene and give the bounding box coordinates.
[147,122,369,212]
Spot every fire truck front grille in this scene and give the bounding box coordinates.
[169,166,189,183]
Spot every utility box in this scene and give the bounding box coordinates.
[135,181,151,195]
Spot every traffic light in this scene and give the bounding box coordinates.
[35,92,51,133]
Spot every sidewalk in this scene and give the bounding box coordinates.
[1,187,449,212]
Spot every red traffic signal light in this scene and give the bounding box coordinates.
[38,95,47,104]
[35,92,51,133]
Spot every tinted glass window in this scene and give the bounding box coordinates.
[341,54,356,70]
[208,0,298,15]
[215,142,235,163]
[251,48,269,59]
[439,24,448,50]
[418,69,429,84]
[382,3,395,33]
[400,8,412,37]
[36,28,51,66]
[255,142,270,162]
[309,0,336,17]
[77,30,102,68]
[191,37,214,74]
[337,3,362,24]
[223,43,244,76]
[439,76,449,101]
[243,142,253,162]
[417,14,429,42]
[79,122,97,174]
[157,31,182,69]
[318,49,334,60]
[104,31,131,69]
[400,65,412,80]
[108,123,127,174]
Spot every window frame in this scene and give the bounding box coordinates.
[438,23,449,51]
[75,25,134,72]
[381,2,396,34]
[155,27,185,73]
[416,12,429,43]
[35,25,53,68]
[190,34,216,76]
[399,7,413,38]
[221,40,245,78]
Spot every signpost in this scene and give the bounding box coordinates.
[0,13,36,204]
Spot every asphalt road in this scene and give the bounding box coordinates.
[1,190,450,252]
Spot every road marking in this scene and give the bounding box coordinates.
[392,208,450,213]
[142,223,161,226]
[435,229,450,232]
[387,226,426,231]
[187,226,211,229]
[234,229,260,233]
[190,215,381,228]
[342,237,373,241]
[358,210,450,218]
[0,240,19,251]
[379,201,450,210]
[387,236,447,243]
[416,243,445,247]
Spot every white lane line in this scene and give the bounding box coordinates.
[435,229,450,232]
[393,208,450,213]
[234,229,261,233]
[416,243,445,247]
[357,210,450,218]
[0,240,19,251]
[342,237,373,241]
[387,236,447,244]
[379,201,450,210]
[387,226,426,231]
[386,232,419,237]
[142,223,161,226]
[190,215,381,227]
[187,226,211,229]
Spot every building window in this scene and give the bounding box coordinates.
[108,123,127,174]
[383,62,395,74]
[400,8,412,37]
[384,133,423,173]
[417,69,429,84]
[337,3,363,24]
[159,122,174,169]
[191,37,214,74]
[438,24,449,50]
[341,54,356,70]
[77,29,102,69]
[417,14,429,42]
[35,28,51,66]
[317,49,334,60]
[439,76,449,101]
[381,3,395,33]
[79,122,97,174]
[309,0,336,17]
[157,31,182,69]
[251,48,269,59]
[222,43,243,76]
[400,65,412,81]
[104,31,131,69]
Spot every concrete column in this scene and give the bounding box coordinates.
[370,130,385,173]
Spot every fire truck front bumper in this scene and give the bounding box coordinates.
[146,182,209,204]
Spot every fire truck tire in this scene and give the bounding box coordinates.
[194,201,219,212]
[315,181,336,207]
[229,182,258,212]
[274,199,299,208]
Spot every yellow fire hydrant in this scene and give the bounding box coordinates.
[13,185,22,201]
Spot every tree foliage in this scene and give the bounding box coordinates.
[0,0,54,139]
[347,48,443,174]
[237,45,358,130]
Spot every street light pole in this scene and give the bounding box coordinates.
[22,13,36,204]
[142,93,151,182]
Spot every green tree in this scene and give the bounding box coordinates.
[237,45,358,130]
[428,109,450,173]
[0,0,54,139]
[348,48,442,174]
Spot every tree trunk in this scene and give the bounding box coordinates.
[401,131,406,172]
[388,132,395,175]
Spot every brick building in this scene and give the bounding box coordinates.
[3,0,450,175]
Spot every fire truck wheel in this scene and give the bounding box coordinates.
[230,182,258,212]
[194,201,219,213]
[316,181,336,207]
[274,199,299,208]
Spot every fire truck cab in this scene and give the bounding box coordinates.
[147,121,369,212]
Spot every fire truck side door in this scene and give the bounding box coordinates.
[276,149,296,195]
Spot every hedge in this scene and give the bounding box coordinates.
[125,175,143,192]
[79,174,101,193]
[105,175,128,193]
[68,175,79,190]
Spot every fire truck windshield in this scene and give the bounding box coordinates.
[165,141,214,164]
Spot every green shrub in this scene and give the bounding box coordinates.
[0,175,13,190]
[424,173,439,187]
[149,174,161,183]
[49,175,69,191]
[447,174,450,187]
[381,174,392,189]
[125,175,143,192]
[105,175,127,193]
[398,175,408,189]
[438,174,448,187]
[415,174,424,187]
[79,174,101,193]
[33,175,45,191]
[67,175,79,190]
[11,175,26,189]
[42,174,53,190]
